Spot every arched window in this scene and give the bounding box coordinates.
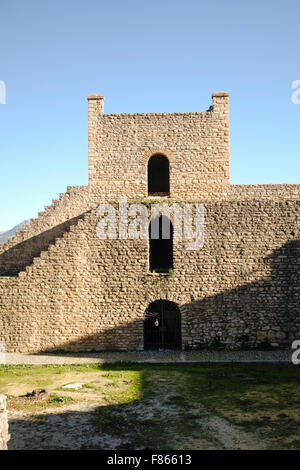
[147,154,170,196]
[144,300,181,350]
[149,215,173,272]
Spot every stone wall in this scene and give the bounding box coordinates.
[2,182,300,276]
[0,186,92,276]
[2,91,300,278]
[2,182,300,275]
[0,91,300,353]
[230,184,300,200]
[0,199,299,352]
[0,185,90,254]
[0,395,9,450]
[87,93,230,200]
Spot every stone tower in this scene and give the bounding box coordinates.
[0,92,299,352]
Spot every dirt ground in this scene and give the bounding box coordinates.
[8,401,267,450]
[2,370,266,450]
[1,363,298,450]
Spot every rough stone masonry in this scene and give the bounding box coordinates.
[0,92,299,352]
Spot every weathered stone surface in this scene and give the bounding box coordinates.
[0,92,299,352]
[62,383,83,390]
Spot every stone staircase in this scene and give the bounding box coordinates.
[18,210,92,280]
[0,186,90,276]
[0,185,88,256]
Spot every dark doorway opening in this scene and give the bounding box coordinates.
[148,154,170,196]
[149,215,173,273]
[144,300,182,350]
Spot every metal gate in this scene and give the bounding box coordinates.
[144,300,181,350]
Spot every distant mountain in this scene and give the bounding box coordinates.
[0,220,30,244]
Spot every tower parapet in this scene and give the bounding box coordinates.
[212,91,230,118]
[87,92,231,199]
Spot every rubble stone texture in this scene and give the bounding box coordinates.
[0,92,299,352]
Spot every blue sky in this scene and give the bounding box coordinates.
[0,0,300,229]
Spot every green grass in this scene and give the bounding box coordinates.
[0,363,299,449]
[7,393,75,412]
[99,370,142,404]
[183,363,300,449]
[97,363,300,449]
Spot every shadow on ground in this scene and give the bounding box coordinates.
[6,362,297,450]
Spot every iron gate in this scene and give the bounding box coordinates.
[144,300,181,350]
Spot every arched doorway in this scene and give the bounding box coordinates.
[147,154,170,196]
[144,300,181,350]
[149,215,173,273]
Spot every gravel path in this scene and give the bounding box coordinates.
[1,349,292,365]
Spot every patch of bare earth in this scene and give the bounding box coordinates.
[174,411,268,450]
[8,403,104,450]
[7,395,268,450]
[4,368,271,450]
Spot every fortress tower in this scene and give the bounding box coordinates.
[0,92,299,352]
[87,92,230,200]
